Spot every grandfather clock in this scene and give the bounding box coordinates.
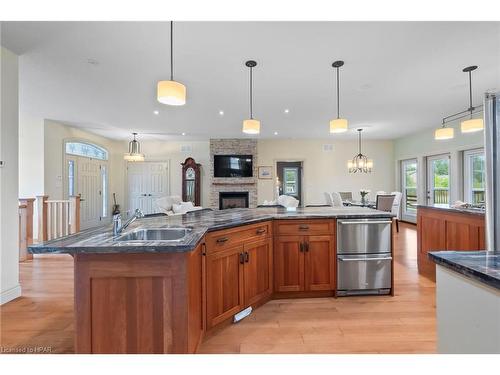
[181,157,201,206]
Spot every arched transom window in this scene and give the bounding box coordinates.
[65,141,108,160]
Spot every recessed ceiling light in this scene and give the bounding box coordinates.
[284,109,290,114]
[153,110,159,115]
[181,132,186,136]
[219,110,224,116]
[274,131,278,135]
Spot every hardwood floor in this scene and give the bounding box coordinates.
[0,222,436,354]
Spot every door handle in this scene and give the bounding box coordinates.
[339,221,392,225]
[244,251,249,263]
[239,252,245,264]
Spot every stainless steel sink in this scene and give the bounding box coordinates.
[117,228,191,242]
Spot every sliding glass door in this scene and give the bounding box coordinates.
[401,159,418,222]
[427,154,450,205]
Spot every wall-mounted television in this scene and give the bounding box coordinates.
[214,155,253,178]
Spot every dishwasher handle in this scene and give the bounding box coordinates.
[338,256,393,262]
[338,220,392,225]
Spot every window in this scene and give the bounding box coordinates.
[101,164,108,218]
[284,167,298,194]
[68,160,75,196]
[401,159,418,220]
[464,149,485,205]
[65,141,108,160]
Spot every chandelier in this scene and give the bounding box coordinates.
[348,129,373,173]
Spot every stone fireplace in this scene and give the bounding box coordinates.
[209,139,258,209]
[219,192,249,210]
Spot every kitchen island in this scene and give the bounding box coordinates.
[417,204,485,280]
[429,251,500,353]
[29,206,394,354]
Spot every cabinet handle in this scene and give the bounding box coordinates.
[298,225,309,230]
[239,252,245,264]
[299,242,304,252]
[216,237,229,244]
[305,242,309,252]
[256,228,266,234]
[245,251,249,263]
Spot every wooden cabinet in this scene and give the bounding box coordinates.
[205,222,273,330]
[205,245,245,329]
[274,233,335,293]
[274,236,305,292]
[417,206,485,280]
[243,239,273,306]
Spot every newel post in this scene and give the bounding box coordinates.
[69,195,81,234]
[37,195,49,241]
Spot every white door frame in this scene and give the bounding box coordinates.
[124,159,170,216]
[401,158,418,222]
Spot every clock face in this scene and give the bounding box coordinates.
[186,167,195,180]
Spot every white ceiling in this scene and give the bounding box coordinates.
[2,21,499,140]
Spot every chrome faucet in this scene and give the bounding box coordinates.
[113,209,144,236]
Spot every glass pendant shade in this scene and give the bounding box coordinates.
[435,127,454,140]
[124,135,145,162]
[157,80,186,106]
[329,118,348,133]
[242,119,261,134]
[461,118,484,133]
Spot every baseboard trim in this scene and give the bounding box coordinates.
[0,284,22,305]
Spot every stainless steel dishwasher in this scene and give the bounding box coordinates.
[336,218,392,296]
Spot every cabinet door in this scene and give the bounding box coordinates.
[243,238,273,306]
[305,235,335,291]
[418,215,446,280]
[274,236,304,292]
[205,245,244,329]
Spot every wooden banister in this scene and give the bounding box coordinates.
[19,198,35,261]
[37,195,49,242]
[69,195,81,234]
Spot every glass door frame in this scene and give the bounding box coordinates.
[401,158,418,222]
[426,153,451,206]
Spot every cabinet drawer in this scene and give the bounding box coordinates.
[206,221,271,254]
[275,220,334,236]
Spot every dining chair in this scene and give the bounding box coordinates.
[376,194,395,213]
[338,192,353,202]
[330,192,344,207]
[390,191,403,232]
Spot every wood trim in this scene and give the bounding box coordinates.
[37,195,49,241]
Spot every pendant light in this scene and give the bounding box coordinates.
[124,133,145,162]
[242,60,260,134]
[157,21,186,106]
[330,60,348,133]
[437,65,484,139]
[348,129,373,173]
[461,65,484,133]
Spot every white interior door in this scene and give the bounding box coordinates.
[77,157,105,229]
[127,162,169,216]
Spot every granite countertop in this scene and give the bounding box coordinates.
[29,206,393,255]
[429,251,500,290]
[417,204,485,216]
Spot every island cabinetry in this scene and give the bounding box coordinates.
[274,220,335,294]
[417,206,485,280]
[74,244,203,354]
[205,222,273,330]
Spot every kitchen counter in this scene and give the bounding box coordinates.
[29,206,392,255]
[429,251,500,290]
[417,203,485,216]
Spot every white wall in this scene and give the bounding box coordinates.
[132,140,210,208]
[0,47,21,304]
[257,139,395,205]
[394,122,484,206]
